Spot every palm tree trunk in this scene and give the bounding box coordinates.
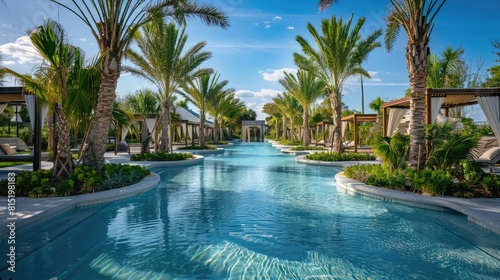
[282,117,287,140]
[159,99,172,153]
[214,118,219,144]
[140,117,149,154]
[407,40,429,170]
[82,67,119,171]
[199,111,206,146]
[329,89,343,153]
[53,107,73,180]
[303,109,310,146]
[274,119,279,140]
[47,111,54,152]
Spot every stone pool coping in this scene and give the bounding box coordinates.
[335,172,500,235]
[0,173,160,236]
[172,148,225,155]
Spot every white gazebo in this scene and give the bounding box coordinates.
[242,120,265,142]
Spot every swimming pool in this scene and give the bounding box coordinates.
[1,142,500,279]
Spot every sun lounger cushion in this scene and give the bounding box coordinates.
[0,143,18,155]
[477,146,500,164]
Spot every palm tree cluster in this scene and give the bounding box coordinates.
[2,0,236,182]
[265,13,382,150]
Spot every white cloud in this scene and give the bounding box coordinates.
[265,24,271,29]
[287,26,295,30]
[259,68,298,82]
[235,89,282,99]
[273,16,282,21]
[0,36,42,65]
[79,38,88,42]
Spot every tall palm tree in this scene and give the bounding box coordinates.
[124,19,211,153]
[262,103,282,140]
[220,96,246,140]
[208,91,241,143]
[51,0,229,170]
[280,70,325,146]
[319,0,447,168]
[181,72,228,146]
[274,92,302,142]
[294,14,381,152]
[125,89,161,154]
[6,20,101,179]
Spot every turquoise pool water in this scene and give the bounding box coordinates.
[1,142,500,279]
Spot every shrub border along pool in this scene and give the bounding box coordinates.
[335,172,500,235]
[0,173,160,236]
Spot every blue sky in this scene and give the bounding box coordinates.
[1,0,499,120]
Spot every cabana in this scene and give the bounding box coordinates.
[382,88,500,141]
[314,121,334,147]
[0,87,44,170]
[341,114,378,153]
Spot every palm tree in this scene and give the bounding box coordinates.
[51,0,229,170]
[294,14,382,152]
[181,72,228,146]
[124,19,211,153]
[262,103,282,140]
[125,89,161,154]
[427,46,464,88]
[369,97,385,117]
[6,20,101,179]
[273,93,302,142]
[220,97,246,140]
[280,70,325,146]
[208,91,242,143]
[319,0,447,168]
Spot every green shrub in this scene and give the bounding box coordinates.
[0,163,151,197]
[306,152,376,161]
[106,143,115,151]
[130,152,195,161]
[177,145,216,150]
[290,146,326,151]
[206,141,228,145]
[406,169,452,196]
[279,139,300,145]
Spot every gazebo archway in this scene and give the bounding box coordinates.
[242,120,265,142]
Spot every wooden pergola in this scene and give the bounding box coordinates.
[382,88,500,137]
[341,114,378,153]
[0,87,42,170]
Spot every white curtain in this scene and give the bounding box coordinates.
[0,104,7,114]
[181,123,187,140]
[187,124,193,140]
[386,108,407,137]
[477,96,500,143]
[341,122,348,138]
[176,126,182,141]
[145,118,157,142]
[121,126,129,141]
[25,95,36,129]
[25,95,49,155]
[430,96,445,123]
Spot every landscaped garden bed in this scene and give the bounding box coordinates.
[306,152,376,161]
[0,163,151,198]
[130,152,195,161]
